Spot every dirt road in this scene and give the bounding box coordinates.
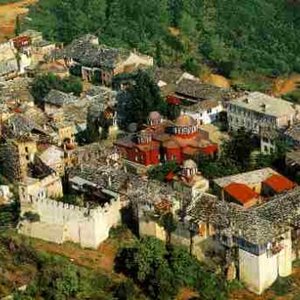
[0,0,37,42]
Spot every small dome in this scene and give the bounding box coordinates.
[149,111,162,121]
[183,159,197,169]
[175,115,196,127]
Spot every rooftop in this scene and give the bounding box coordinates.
[284,122,300,143]
[224,182,259,205]
[44,89,80,107]
[214,167,278,188]
[181,99,220,112]
[263,174,296,193]
[175,78,227,102]
[231,92,299,117]
[62,35,130,69]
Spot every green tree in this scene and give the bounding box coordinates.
[31,73,83,104]
[222,128,256,170]
[160,212,177,245]
[117,70,167,129]
[15,15,21,36]
[38,258,79,300]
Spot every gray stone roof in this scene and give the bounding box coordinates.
[284,122,300,143]
[63,36,130,69]
[44,89,80,107]
[231,92,298,118]
[188,186,300,245]
[175,78,227,101]
[0,58,18,76]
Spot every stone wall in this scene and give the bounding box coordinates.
[19,195,121,249]
[239,230,292,294]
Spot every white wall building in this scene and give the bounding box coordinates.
[181,99,223,125]
[228,92,300,134]
[18,175,121,249]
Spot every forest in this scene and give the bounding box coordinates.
[24,0,300,86]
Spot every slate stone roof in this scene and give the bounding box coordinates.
[175,78,227,102]
[284,122,300,143]
[181,99,220,112]
[189,186,300,245]
[63,35,130,69]
[0,58,18,77]
[43,89,80,107]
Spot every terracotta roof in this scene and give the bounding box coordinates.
[263,174,296,193]
[224,182,259,205]
[163,140,180,149]
[175,115,196,127]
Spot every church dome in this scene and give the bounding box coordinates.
[148,111,162,126]
[175,115,196,127]
[183,159,197,169]
[149,111,162,121]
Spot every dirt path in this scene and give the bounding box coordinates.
[272,74,300,97]
[0,0,37,42]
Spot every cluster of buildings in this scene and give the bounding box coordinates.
[2,29,300,297]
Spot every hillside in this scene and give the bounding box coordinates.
[0,0,37,42]
[23,0,300,90]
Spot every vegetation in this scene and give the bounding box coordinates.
[198,129,290,179]
[115,236,228,300]
[22,212,40,223]
[0,201,19,229]
[31,73,83,104]
[0,233,141,300]
[148,161,179,182]
[25,0,300,86]
[117,70,167,130]
[159,212,177,245]
[270,276,294,296]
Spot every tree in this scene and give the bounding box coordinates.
[148,161,179,182]
[31,73,83,104]
[160,212,177,245]
[113,280,136,300]
[15,15,21,36]
[117,70,167,129]
[38,258,79,300]
[222,128,256,170]
[115,237,228,300]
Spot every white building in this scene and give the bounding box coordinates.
[18,175,121,249]
[228,92,300,134]
[181,99,223,125]
[228,92,300,154]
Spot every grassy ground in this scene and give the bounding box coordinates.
[0,227,136,298]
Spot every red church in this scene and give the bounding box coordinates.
[114,112,218,167]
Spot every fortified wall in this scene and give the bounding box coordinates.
[19,189,121,248]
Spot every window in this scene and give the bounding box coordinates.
[25,147,29,153]
[264,145,268,153]
[207,108,212,114]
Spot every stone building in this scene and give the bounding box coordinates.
[0,41,19,80]
[228,92,300,135]
[115,112,218,170]
[61,34,153,86]
[18,176,121,249]
[213,168,296,207]
[0,137,37,182]
[180,99,224,125]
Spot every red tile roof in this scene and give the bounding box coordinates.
[166,95,181,105]
[224,182,259,205]
[263,174,296,193]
